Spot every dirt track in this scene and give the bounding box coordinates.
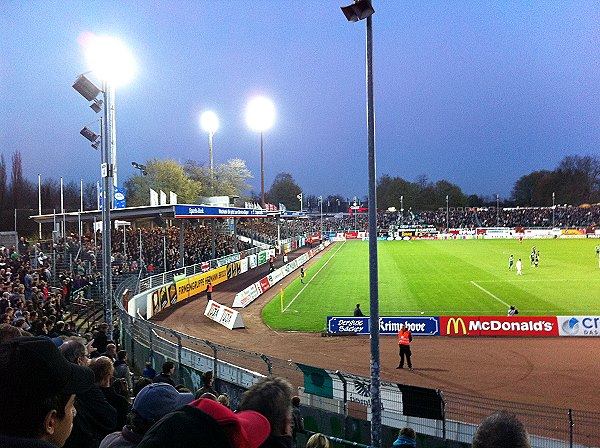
[154,243,600,412]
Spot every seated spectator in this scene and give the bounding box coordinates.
[472,411,531,448]
[90,356,131,431]
[142,361,156,379]
[153,361,176,386]
[92,323,110,356]
[0,322,30,343]
[239,376,294,448]
[136,397,270,448]
[100,383,194,448]
[392,427,416,447]
[60,339,118,448]
[0,336,94,448]
[194,370,217,399]
[133,378,153,397]
[306,433,329,448]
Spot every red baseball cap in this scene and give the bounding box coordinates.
[191,398,271,448]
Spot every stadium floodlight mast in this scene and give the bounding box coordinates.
[200,111,219,194]
[297,192,303,212]
[246,96,275,209]
[73,33,135,333]
[318,196,323,237]
[446,195,449,230]
[552,192,555,228]
[496,194,500,226]
[400,195,404,227]
[340,1,381,446]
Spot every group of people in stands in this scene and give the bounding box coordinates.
[0,325,533,448]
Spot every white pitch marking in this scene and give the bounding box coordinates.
[283,241,346,312]
[470,281,510,308]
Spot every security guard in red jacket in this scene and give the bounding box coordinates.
[397,324,413,370]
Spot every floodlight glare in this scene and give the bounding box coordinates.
[85,35,136,87]
[200,111,219,135]
[72,74,101,101]
[246,96,275,132]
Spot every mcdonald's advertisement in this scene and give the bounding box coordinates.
[440,316,559,337]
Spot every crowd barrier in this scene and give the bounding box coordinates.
[115,280,600,448]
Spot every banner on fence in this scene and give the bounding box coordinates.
[326,316,440,336]
[147,283,178,318]
[175,266,228,301]
[557,316,600,336]
[204,300,244,330]
[440,316,559,336]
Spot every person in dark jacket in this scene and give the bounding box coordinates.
[353,304,365,317]
[152,361,176,386]
[90,356,130,430]
[60,339,118,448]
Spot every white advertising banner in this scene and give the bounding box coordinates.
[204,300,244,329]
[557,316,600,336]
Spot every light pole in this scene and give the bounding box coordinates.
[246,97,275,209]
[400,195,404,227]
[496,194,499,226]
[446,195,449,230]
[73,34,135,331]
[552,192,555,228]
[200,111,219,194]
[341,1,380,446]
[318,196,323,237]
[297,192,303,211]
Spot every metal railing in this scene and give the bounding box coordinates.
[115,278,600,448]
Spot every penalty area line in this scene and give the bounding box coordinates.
[470,281,510,308]
[283,241,346,313]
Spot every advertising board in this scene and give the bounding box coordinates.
[557,316,600,336]
[440,316,559,336]
[327,316,440,336]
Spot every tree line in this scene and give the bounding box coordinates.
[3,150,598,237]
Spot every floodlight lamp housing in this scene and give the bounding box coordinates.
[72,74,102,101]
[90,98,103,113]
[80,126,100,143]
[91,140,101,150]
[341,0,374,22]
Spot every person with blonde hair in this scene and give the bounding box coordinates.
[306,433,329,448]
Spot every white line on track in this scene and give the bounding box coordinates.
[470,281,510,308]
[283,241,346,313]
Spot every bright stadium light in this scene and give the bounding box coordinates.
[83,34,137,86]
[246,96,276,208]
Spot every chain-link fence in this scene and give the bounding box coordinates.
[117,290,600,448]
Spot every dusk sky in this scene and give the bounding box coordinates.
[1,1,599,202]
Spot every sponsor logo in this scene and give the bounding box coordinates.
[189,207,204,214]
[114,192,125,200]
[562,317,580,335]
[446,317,467,335]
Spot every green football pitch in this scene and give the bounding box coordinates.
[262,239,600,332]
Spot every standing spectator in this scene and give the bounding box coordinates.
[0,337,94,448]
[102,343,118,362]
[142,361,156,380]
[92,323,111,356]
[90,356,130,430]
[239,376,294,448]
[392,427,417,447]
[472,411,531,448]
[397,324,413,370]
[60,339,118,448]
[113,350,133,391]
[153,361,176,386]
[194,370,217,399]
[291,396,304,446]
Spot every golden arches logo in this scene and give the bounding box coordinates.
[446,317,467,335]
